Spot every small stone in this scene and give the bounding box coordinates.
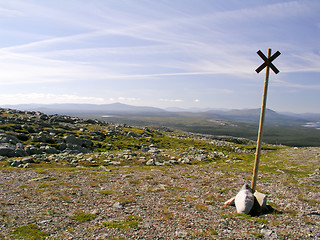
[113,202,123,209]
[11,159,22,167]
[23,163,30,168]
[21,157,34,163]
[175,230,188,238]
[261,229,278,239]
[224,197,235,206]
[146,159,155,166]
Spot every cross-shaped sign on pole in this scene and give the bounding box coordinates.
[251,48,281,192]
[256,50,281,74]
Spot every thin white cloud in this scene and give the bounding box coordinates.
[1,0,319,86]
[0,1,319,112]
[160,99,183,103]
[273,79,320,90]
[0,50,111,85]
[117,97,141,102]
[0,93,106,105]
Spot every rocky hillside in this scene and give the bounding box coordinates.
[0,108,253,168]
[0,108,319,239]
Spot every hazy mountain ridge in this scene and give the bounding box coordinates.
[1,103,320,146]
[3,103,167,115]
[3,103,318,126]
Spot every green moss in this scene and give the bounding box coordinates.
[38,183,51,189]
[99,190,119,195]
[70,210,97,222]
[12,224,48,240]
[103,220,140,230]
[249,232,262,238]
[129,180,140,184]
[235,213,269,224]
[167,185,186,190]
[102,215,142,230]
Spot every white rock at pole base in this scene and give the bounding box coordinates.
[235,184,254,214]
[254,191,268,211]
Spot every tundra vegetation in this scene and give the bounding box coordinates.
[0,108,319,239]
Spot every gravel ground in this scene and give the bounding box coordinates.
[0,147,319,239]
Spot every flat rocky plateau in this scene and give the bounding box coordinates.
[0,147,319,239]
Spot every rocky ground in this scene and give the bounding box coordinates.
[0,108,319,239]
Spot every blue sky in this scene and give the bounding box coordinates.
[0,0,319,113]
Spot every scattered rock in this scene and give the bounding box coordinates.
[146,159,155,166]
[0,133,19,144]
[0,144,16,157]
[113,202,123,209]
[224,197,235,206]
[21,157,34,164]
[261,229,278,239]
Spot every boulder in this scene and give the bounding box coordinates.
[31,132,52,143]
[63,144,92,154]
[25,145,44,155]
[0,144,17,157]
[40,145,59,154]
[64,135,92,148]
[235,184,254,214]
[0,133,19,144]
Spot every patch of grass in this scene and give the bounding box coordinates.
[67,227,75,232]
[195,203,208,211]
[129,180,140,184]
[158,206,174,221]
[42,209,57,216]
[105,236,124,240]
[167,185,186,190]
[99,190,119,195]
[235,213,268,224]
[249,232,262,238]
[116,196,135,205]
[216,187,231,194]
[204,193,221,204]
[89,181,100,187]
[38,183,51,189]
[297,192,320,205]
[12,224,48,240]
[56,182,71,186]
[188,228,218,238]
[186,175,200,179]
[103,216,141,230]
[70,210,97,222]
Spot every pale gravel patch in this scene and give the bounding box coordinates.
[0,147,319,239]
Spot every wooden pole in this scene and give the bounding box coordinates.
[251,48,272,192]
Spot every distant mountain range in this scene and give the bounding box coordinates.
[2,103,166,115]
[2,103,319,126]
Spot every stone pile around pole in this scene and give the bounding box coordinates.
[224,183,268,216]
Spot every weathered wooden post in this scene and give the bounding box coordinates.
[251,48,281,192]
